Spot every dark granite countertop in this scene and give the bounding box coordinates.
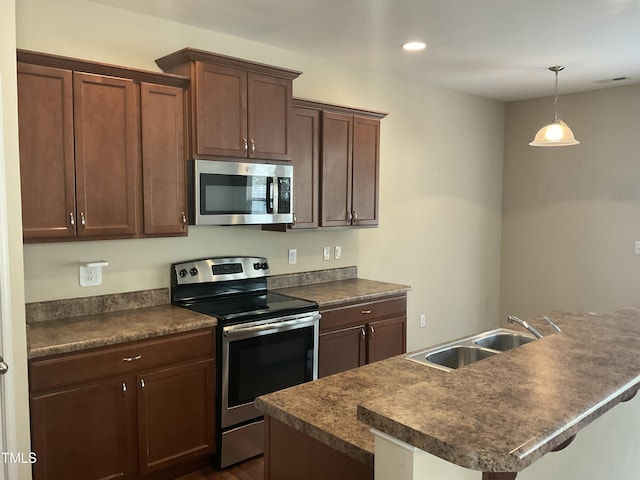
[27,305,217,359]
[274,278,411,307]
[256,307,640,472]
[25,270,408,360]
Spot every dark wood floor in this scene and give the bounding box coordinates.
[176,456,264,480]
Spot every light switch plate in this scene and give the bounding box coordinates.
[635,241,640,255]
[288,248,297,264]
[323,246,331,261]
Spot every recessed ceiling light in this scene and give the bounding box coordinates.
[402,41,426,52]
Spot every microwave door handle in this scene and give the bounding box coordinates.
[266,176,278,213]
[266,177,274,213]
[272,177,279,214]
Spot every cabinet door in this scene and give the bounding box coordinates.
[351,117,380,226]
[17,63,76,240]
[290,107,319,229]
[137,360,216,474]
[73,72,138,237]
[140,82,187,236]
[367,316,407,364]
[321,112,353,226]
[194,62,248,158]
[318,325,366,378]
[247,73,292,161]
[30,379,131,480]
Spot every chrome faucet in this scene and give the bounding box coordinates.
[543,316,562,333]
[507,315,544,339]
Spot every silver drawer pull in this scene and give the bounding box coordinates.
[122,355,142,362]
[361,309,372,315]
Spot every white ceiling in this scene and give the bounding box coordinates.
[92,0,640,102]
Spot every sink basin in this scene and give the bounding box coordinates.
[405,328,538,371]
[424,345,497,370]
[473,332,535,351]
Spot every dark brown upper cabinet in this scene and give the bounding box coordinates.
[140,82,188,236]
[17,50,190,243]
[264,99,386,232]
[321,110,384,228]
[155,48,301,162]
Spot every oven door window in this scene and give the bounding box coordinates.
[200,173,268,215]
[227,325,315,408]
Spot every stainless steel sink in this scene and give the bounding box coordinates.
[473,331,535,351]
[425,345,497,370]
[405,328,537,371]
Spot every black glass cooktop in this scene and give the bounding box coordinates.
[177,292,318,325]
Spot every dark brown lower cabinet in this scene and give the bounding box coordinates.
[367,316,407,364]
[319,325,366,378]
[29,329,216,480]
[137,361,215,475]
[264,416,373,480]
[31,378,130,480]
[319,295,407,378]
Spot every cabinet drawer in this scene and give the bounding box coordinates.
[320,295,406,333]
[30,328,215,394]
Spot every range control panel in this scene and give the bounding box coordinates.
[172,256,270,285]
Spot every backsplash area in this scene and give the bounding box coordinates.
[25,267,357,324]
[25,288,169,323]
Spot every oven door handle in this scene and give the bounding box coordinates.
[223,314,320,339]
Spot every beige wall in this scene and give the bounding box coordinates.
[502,83,640,319]
[15,0,505,352]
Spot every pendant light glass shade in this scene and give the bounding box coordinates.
[529,66,580,147]
[529,113,580,146]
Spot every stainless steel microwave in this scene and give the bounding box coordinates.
[189,160,293,225]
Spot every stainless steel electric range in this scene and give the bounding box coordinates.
[170,256,320,468]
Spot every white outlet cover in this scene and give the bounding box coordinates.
[335,245,342,259]
[635,241,640,255]
[288,248,297,264]
[79,265,102,287]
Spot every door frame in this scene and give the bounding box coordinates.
[0,72,19,480]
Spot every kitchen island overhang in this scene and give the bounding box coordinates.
[257,306,640,479]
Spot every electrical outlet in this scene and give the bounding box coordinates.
[334,245,342,260]
[419,314,426,328]
[635,241,640,255]
[79,266,101,287]
[323,246,331,261]
[288,248,297,264]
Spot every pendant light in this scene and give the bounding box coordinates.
[529,66,580,147]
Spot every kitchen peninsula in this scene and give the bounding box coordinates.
[256,307,640,480]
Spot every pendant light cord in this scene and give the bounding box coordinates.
[553,69,559,111]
